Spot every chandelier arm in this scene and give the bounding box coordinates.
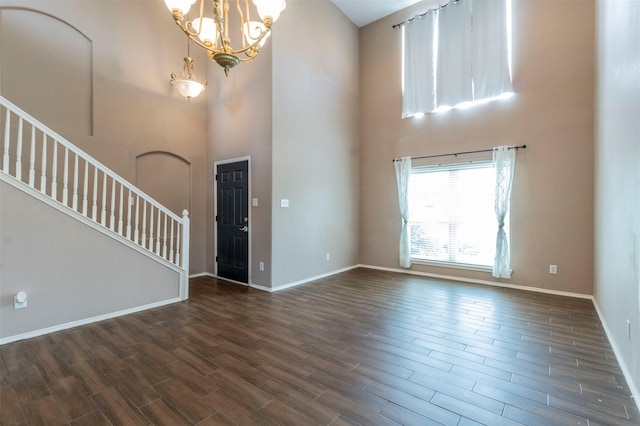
[237,0,247,50]
[245,22,269,45]
[197,0,205,25]
[172,18,269,56]
[243,0,252,49]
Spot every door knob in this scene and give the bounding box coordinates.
[239,225,248,232]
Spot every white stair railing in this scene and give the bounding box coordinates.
[0,96,190,297]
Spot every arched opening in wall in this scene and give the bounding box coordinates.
[0,7,93,136]
[136,151,191,218]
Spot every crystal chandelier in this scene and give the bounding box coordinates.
[164,0,287,76]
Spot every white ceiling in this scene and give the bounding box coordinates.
[331,0,423,27]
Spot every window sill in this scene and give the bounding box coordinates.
[410,259,493,273]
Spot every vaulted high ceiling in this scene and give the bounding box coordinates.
[330,0,422,27]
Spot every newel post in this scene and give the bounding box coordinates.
[181,209,190,300]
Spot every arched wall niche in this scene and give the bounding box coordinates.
[0,7,93,136]
[135,151,192,218]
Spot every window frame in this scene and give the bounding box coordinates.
[407,160,508,272]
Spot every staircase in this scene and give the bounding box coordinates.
[0,96,190,344]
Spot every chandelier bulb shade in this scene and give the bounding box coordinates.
[164,0,286,76]
[170,56,207,100]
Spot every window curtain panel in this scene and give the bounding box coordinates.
[402,12,438,118]
[492,145,515,278]
[436,0,473,108]
[472,0,513,99]
[394,157,412,268]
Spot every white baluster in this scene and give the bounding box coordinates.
[118,183,124,235]
[149,205,154,250]
[51,142,58,200]
[72,153,79,210]
[92,167,98,220]
[62,147,69,206]
[101,173,107,225]
[126,189,132,239]
[28,126,36,187]
[141,201,147,248]
[162,213,168,259]
[109,178,116,230]
[82,161,89,216]
[181,210,190,271]
[3,109,10,173]
[176,222,181,266]
[15,117,23,180]
[156,208,161,255]
[134,194,140,243]
[40,134,47,194]
[169,219,175,264]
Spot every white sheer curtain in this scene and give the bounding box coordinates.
[394,157,412,268]
[437,0,473,107]
[402,12,438,118]
[492,146,515,278]
[472,0,513,99]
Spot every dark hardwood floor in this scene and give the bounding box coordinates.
[1,268,638,425]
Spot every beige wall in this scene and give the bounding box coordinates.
[595,0,640,401]
[271,0,360,288]
[0,181,181,341]
[359,0,595,295]
[205,39,274,287]
[205,0,359,289]
[0,1,208,274]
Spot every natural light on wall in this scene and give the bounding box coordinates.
[401,0,513,118]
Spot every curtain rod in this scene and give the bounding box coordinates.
[392,145,526,162]
[392,0,461,29]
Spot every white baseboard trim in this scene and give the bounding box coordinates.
[0,297,182,346]
[359,264,593,300]
[190,272,216,279]
[268,265,360,293]
[250,283,272,292]
[592,299,640,413]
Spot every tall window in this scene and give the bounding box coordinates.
[402,0,513,117]
[408,162,505,267]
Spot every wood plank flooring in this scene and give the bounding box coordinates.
[1,268,638,425]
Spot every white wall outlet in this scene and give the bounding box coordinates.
[259,262,264,271]
[280,199,289,208]
[252,198,259,207]
[549,264,558,274]
[326,253,330,261]
[14,291,27,310]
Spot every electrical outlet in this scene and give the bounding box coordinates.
[14,292,27,310]
[326,253,330,261]
[549,265,558,275]
[259,262,264,271]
